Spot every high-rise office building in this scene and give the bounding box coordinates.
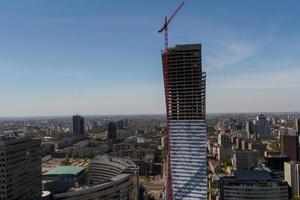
[161,44,206,200]
[72,115,85,135]
[256,114,270,139]
[284,161,300,197]
[280,134,299,161]
[107,122,117,140]
[0,137,42,200]
[296,118,300,135]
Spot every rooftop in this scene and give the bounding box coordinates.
[43,166,85,176]
[235,170,271,181]
[174,44,201,50]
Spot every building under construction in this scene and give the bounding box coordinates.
[161,44,207,200]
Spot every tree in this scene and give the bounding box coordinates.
[61,158,71,166]
[72,149,79,158]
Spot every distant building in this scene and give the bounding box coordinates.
[218,133,231,148]
[288,128,297,136]
[107,122,117,140]
[217,147,233,162]
[296,118,300,135]
[220,170,289,200]
[208,159,221,174]
[280,134,299,161]
[116,120,125,129]
[256,114,270,139]
[246,120,254,137]
[133,157,154,176]
[241,139,252,150]
[232,150,259,171]
[250,142,267,158]
[42,142,55,156]
[266,155,290,172]
[284,161,300,197]
[264,149,281,157]
[72,115,85,135]
[217,132,233,162]
[234,137,243,150]
[0,137,42,200]
[208,174,219,200]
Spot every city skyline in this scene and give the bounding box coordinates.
[1,0,300,116]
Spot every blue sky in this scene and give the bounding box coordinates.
[0,0,300,116]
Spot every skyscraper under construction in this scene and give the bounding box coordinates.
[162,44,207,200]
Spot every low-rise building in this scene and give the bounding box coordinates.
[220,170,289,200]
[42,166,87,193]
[54,156,139,200]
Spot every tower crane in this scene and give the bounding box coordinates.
[159,1,184,50]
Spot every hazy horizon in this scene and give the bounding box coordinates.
[1,111,300,119]
[1,0,300,116]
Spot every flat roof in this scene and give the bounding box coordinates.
[44,166,84,176]
[174,44,201,50]
[235,170,271,181]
